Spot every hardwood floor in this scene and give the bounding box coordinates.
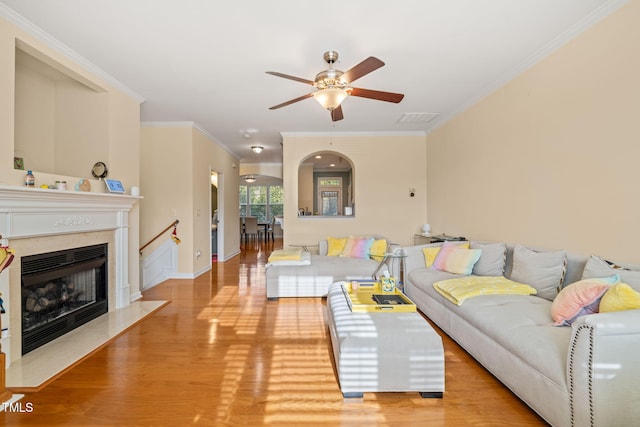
[2,240,548,426]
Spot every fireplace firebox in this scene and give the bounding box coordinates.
[21,243,108,355]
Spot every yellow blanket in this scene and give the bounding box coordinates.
[268,248,304,262]
[433,276,537,306]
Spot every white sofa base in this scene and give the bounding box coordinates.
[266,255,379,300]
[401,242,640,427]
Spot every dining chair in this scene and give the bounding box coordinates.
[271,222,283,240]
[243,216,259,243]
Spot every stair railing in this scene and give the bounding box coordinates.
[139,219,179,255]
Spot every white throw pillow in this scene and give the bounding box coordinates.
[470,241,506,276]
[582,255,640,292]
[509,245,567,301]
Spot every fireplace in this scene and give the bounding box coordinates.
[21,243,108,355]
[1,185,139,364]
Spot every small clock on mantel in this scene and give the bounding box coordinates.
[91,162,108,180]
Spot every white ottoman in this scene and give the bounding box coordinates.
[326,282,445,398]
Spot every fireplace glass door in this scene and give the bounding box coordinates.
[21,244,108,354]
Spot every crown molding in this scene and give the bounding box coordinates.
[141,121,195,128]
[426,0,629,134]
[0,3,145,104]
[280,131,426,138]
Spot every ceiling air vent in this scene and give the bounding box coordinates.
[397,113,440,124]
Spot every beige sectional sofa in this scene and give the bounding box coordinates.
[400,241,640,427]
[265,236,394,300]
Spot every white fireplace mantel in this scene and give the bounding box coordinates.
[0,184,141,310]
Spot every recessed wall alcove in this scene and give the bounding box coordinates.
[13,40,108,178]
[298,151,354,217]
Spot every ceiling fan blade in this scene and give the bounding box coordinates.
[350,87,404,103]
[266,71,315,85]
[268,93,314,110]
[331,105,344,122]
[341,57,385,83]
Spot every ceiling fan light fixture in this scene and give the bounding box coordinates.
[251,145,264,154]
[244,175,256,183]
[313,87,349,111]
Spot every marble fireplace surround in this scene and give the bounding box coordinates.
[0,184,141,364]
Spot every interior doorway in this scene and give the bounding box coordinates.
[211,171,219,261]
[317,177,343,216]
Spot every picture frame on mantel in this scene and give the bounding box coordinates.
[13,157,24,170]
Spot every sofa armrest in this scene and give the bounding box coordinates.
[568,309,640,426]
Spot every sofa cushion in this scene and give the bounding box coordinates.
[369,239,387,261]
[422,241,470,268]
[408,268,571,390]
[432,244,481,275]
[600,283,640,312]
[340,236,374,259]
[470,241,506,276]
[550,276,619,326]
[582,255,640,292]
[509,245,567,301]
[453,294,571,389]
[327,237,348,256]
[408,268,463,292]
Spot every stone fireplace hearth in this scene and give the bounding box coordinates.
[0,184,140,365]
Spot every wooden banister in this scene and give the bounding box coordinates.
[139,219,179,255]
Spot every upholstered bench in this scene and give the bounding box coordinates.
[326,282,445,398]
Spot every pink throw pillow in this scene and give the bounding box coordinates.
[340,236,374,259]
[551,277,618,326]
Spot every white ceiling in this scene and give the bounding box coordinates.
[0,0,625,165]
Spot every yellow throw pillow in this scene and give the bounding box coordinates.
[369,239,387,261]
[422,242,469,268]
[600,283,640,312]
[422,247,440,268]
[326,237,348,256]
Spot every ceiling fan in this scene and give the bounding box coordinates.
[267,51,404,122]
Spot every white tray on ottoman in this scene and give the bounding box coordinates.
[326,282,445,398]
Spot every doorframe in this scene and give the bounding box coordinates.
[316,176,343,216]
[210,169,224,261]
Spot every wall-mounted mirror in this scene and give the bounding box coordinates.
[298,151,353,217]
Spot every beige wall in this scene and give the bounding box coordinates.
[282,133,427,246]
[297,163,314,212]
[141,124,240,276]
[239,162,282,179]
[427,0,640,264]
[140,126,193,273]
[192,126,241,269]
[0,15,142,298]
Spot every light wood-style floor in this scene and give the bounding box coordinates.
[2,239,548,426]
